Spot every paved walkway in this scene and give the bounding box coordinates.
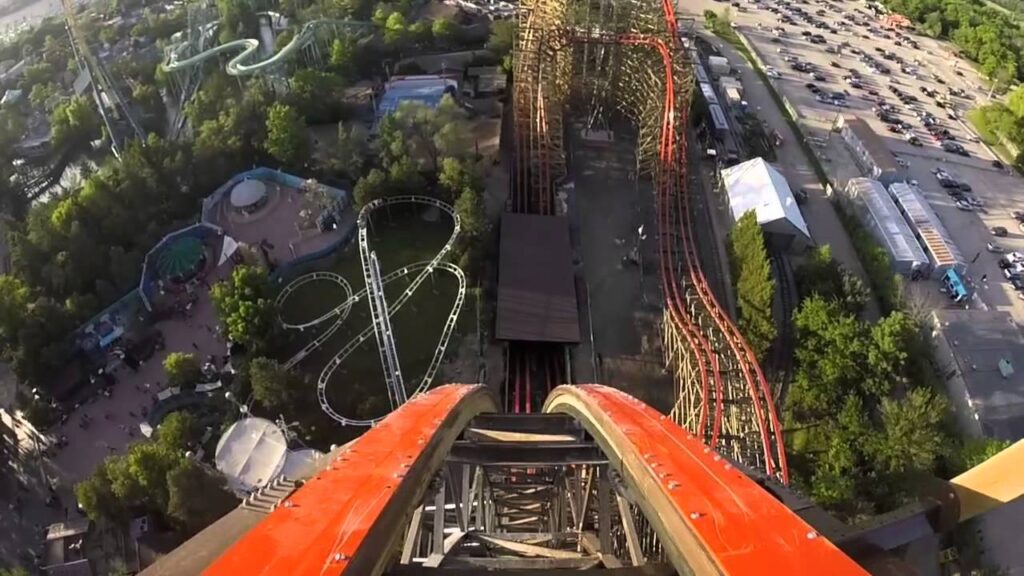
[697,30,880,320]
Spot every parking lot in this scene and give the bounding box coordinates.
[683,0,1024,326]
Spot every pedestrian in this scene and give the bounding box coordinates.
[972,251,981,263]
[981,274,988,282]
[192,342,199,351]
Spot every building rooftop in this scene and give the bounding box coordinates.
[846,178,927,266]
[722,157,810,238]
[931,310,1024,439]
[377,75,459,119]
[841,115,901,174]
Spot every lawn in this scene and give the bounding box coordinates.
[277,206,470,423]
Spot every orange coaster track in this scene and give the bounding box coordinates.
[204,384,863,574]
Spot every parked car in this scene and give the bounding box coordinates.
[992,226,1009,237]
[955,199,974,211]
[987,242,1005,253]
[1010,276,1024,291]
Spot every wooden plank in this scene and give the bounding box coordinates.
[581,532,624,569]
[400,505,425,564]
[474,534,585,559]
[421,530,467,568]
[466,428,580,443]
[441,556,602,570]
[616,494,646,566]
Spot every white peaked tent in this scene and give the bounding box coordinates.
[721,158,810,249]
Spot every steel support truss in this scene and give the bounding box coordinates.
[392,415,669,571]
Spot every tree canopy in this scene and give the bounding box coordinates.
[249,356,307,415]
[265,102,308,168]
[729,211,776,360]
[163,352,202,390]
[210,265,280,356]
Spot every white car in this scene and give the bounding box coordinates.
[955,199,973,211]
[987,242,1005,253]
[766,67,782,78]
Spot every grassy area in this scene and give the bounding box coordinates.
[277,207,470,422]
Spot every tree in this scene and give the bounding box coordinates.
[431,17,458,47]
[328,36,357,79]
[408,21,431,46]
[0,567,31,576]
[863,312,917,398]
[274,28,295,53]
[954,437,1012,473]
[166,459,238,535]
[156,411,199,452]
[249,356,306,414]
[729,211,775,359]
[265,102,308,167]
[29,82,59,110]
[384,11,408,46]
[288,69,340,122]
[377,97,472,173]
[217,0,259,43]
[486,20,515,56]
[50,96,101,148]
[353,168,389,208]
[210,264,280,355]
[331,122,367,178]
[438,157,482,203]
[163,352,202,390]
[872,388,949,475]
[454,186,486,241]
[74,460,125,522]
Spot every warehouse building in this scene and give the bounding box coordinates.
[888,182,965,279]
[722,158,810,250]
[844,178,928,276]
[836,115,903,186]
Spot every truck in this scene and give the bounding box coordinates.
[708,55,730,76]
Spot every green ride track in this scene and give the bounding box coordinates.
[162,18,374,77]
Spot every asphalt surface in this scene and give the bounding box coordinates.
[701,0,1024,327]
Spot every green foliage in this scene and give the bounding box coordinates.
[156,411,199,452]
[953,437,1012,473]
[383,11,408,46]
[210,265,280,356]
[329,36,357,79]
[287,69,342,123]
[431,17,458,47]
[454,186,486,241]
[485,20,515,56]
[0,567,31,576]
[795,246,867,315]
[264,102,308,167]
[19,61,54,91]
[249,356,306,414]
[163,352,202,390]
[166,459,238,535]
[786,292,950,518]
[330,122,367,178]
[353,168,389,208]
[50,96,101,149]
[439,158,483,203]
[275,28,295,53]
[873,388,949,474]
[217,0,259,43]
[376,97,472,173]
[880,0,1022,82]
[29,82,59,110]
[729,211,775,359]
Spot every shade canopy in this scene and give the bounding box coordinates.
[156,236,205,279]
[230,179,268,209]
[215,417,288,494]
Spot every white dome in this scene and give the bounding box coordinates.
[280,448,322,480]
[214,417,288,494]
[229,179,268,209]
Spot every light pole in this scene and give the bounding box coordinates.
[223,392,250,418]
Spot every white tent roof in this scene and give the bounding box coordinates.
[281,448,322,480]
[215,417,288,494]
[722,158,810,238]
[229,179,267,208]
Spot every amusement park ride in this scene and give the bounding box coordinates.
[134,0,1024,572]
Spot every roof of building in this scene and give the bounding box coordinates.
[846,178,927,265]
[888,182,964,267]
[377,75,458,118]
[229,179,267,208]
[214,417,288,494]
[42,559,92,576]
[721,157,810,238]
[931,310,1024,439]
[840,115,901,174]
[496,213,580,343]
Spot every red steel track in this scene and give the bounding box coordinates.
[513,1,788,480]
